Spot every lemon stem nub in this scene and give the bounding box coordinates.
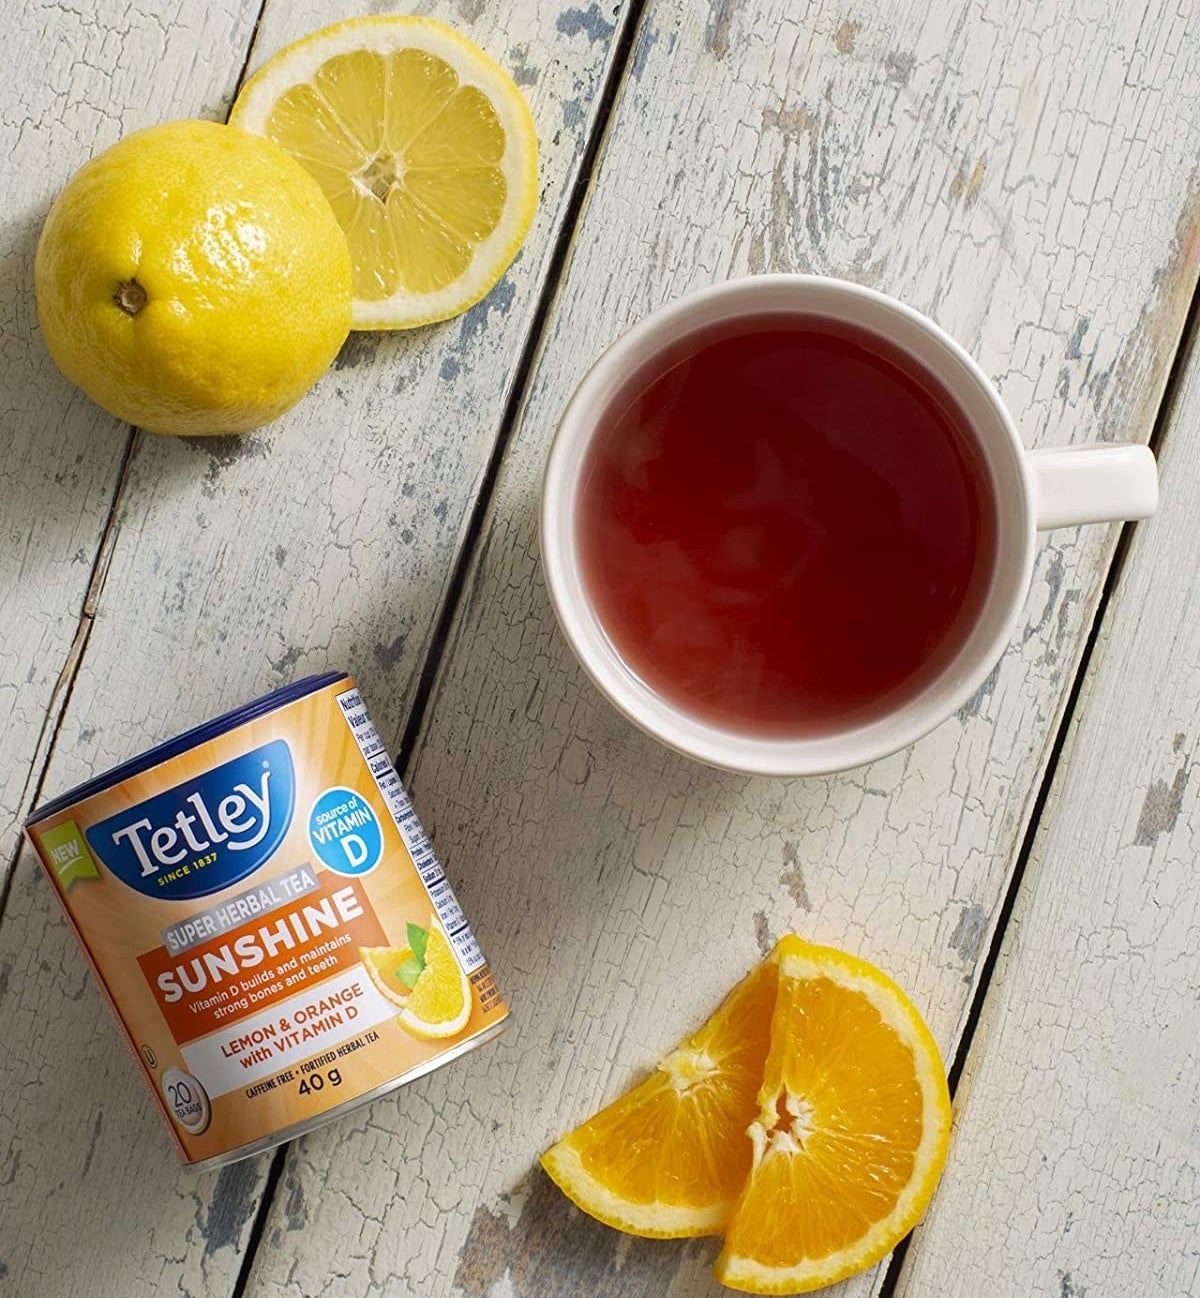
[114,279,148,316]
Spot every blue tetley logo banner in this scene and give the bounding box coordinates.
[86,740,295,900]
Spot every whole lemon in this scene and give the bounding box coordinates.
[35,119,352,436]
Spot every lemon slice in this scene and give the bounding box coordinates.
[230,17,537,329]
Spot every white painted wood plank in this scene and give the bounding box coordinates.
[896,350,1200,1294]
[237,1,1200,1295]
[0,0,264,873]
[0,2,628,1295]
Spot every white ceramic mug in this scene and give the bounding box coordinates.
[540,275,1158,776]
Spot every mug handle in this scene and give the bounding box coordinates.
[1027,443,1158,531]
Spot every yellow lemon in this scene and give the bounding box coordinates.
[230,17,538,329]
[34,119,352,436]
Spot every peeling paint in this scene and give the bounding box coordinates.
[183,434,269,489]
[456,275,518,353]
[454,1170,711,1296]
[271,644,303,676]
[780,842,812,911]
[283,1164,307,1232]
[1135,763,1189,845]
[374,631,408,672]
[769,157,795,270]
[748,230,766,273]
[950,156,987,204]
[1022,549,1066,647]
[949,903,988,967]
[556,4,615,44]
[885,49,915,84]
[762,102,819,140]
[1059,1271,1088,1298]
[958,660,1001,720]
[508,43,539,87]
[1110,185,1200,435]
[630,24,659,81]
[753,910,772,956]
[333,333,378,371]
[557,739,593,786]
[834,19,860,53]
[780,865,811,912]
[704,0,738,59]
[202,1161,260,1259]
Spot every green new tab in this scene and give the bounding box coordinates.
[40,821,101,891]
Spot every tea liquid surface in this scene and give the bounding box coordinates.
[576,315,997,736]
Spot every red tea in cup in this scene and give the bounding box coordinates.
[575,315,998,737]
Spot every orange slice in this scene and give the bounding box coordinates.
[396,918,471,1040]
[714,936,952,1294]
[540,955,778,1238]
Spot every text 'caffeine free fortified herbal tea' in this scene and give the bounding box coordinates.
[24,673,508,1169]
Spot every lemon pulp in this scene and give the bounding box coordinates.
[231,18,537,329]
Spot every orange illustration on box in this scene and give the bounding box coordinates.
[361,914,472,1040]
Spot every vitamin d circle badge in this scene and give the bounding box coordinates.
[308,787,383,875]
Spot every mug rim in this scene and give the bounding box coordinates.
[540,274,1035,776]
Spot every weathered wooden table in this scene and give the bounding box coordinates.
[3,1,1199,1295]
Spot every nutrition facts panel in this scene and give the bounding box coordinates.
[336,687,485,973]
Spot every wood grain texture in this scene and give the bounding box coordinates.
[237,1,1200,1295]
[0,2,627,1294]
[896,350,1200,1294]
[0,0,263,873]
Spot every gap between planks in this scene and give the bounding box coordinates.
[877,263,1200,1298]
[395,0,650,774]
[0,428,140,921]
[0,0,272,925]
[226,4,651,1296]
